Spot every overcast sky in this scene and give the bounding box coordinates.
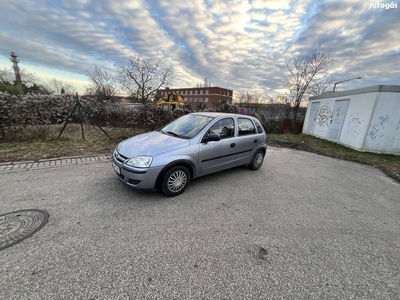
[0,0,399,98]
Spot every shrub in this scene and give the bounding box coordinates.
[0,91,303,141]
[131,104,190,132]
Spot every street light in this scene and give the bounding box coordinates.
[332,77,362,92]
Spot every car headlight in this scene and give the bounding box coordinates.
[126,156,153,168]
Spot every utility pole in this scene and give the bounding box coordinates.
[10,52,22,85]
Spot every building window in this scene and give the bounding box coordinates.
[190,91,192,94]
[205,98,208,102]
[194,97,197,101]
[200,90,203,94]
[199,98,203,102]
[206,90,209,94]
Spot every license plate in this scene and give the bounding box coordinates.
[112,161,120,174]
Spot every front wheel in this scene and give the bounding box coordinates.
[161,166,190,197]
[249,150,264,170]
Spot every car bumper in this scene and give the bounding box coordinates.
[112,154,164,190]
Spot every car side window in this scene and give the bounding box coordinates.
[238,118,256,136]
[208,118,235,139]
[255,121,263,133]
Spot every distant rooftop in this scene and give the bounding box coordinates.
[310,85,400,100]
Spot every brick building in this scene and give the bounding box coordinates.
[156,86,233,109]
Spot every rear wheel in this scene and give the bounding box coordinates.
[161,166,190,197]
[249,150,264,170]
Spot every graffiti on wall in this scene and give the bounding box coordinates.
[333,107,342,126]
[346,113,366,139]
[368,115,389,142]
[314,106,332,127]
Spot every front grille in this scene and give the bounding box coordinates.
[115,151,128,163]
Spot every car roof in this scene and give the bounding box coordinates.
[191,112,254,119]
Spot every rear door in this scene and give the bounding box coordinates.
[235,117,260,165]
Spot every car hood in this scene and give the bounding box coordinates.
[117,131,190,158]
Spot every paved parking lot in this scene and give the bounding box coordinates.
[1,147,399,299]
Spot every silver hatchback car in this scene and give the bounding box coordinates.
[112,112,267,196]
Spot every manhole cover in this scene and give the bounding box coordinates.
[0,209,49,251]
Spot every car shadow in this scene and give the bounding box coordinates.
[106,164,254,201]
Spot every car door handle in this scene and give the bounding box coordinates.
[254,139,258,143]
[230,143,236,148]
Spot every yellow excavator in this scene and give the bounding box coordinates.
[155,93,185,110]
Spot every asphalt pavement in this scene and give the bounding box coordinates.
[0,147,399,299]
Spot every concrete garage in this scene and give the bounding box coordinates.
[303,85,400,155]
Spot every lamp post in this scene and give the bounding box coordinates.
[332,77,362,92]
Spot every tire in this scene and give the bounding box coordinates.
[249,150,264,170]
[161,166,190,197]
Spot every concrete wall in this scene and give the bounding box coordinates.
[303,85,400,155]
[337,93,377,150]
[364,92,400,153]
[312,99,332,137]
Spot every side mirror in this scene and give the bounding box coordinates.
[202,133,220,143]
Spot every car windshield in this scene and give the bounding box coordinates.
[161,114,214,139]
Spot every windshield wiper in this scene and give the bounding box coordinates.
[166,131,182,138]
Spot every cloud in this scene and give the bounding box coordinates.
[0,0,399,99]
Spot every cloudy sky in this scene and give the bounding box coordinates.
[0,0,399,99]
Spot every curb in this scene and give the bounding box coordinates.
[0,154,112,173]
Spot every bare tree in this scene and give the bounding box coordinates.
[0,67,38,86]
[86,66,118,101]
[114,56,174,104]
[0,67,47,95]
[0,67,14,84]
[234,90,268,113]
[43,78,76,95]
[308,75,336,96]
[234,89,250,104]
[284,48,333,127]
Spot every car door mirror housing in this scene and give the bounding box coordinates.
[202,133,221,143]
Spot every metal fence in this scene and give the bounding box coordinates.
[1,93,303,142]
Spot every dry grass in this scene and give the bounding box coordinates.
[0,126,398,183]
[0,125,144,162]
